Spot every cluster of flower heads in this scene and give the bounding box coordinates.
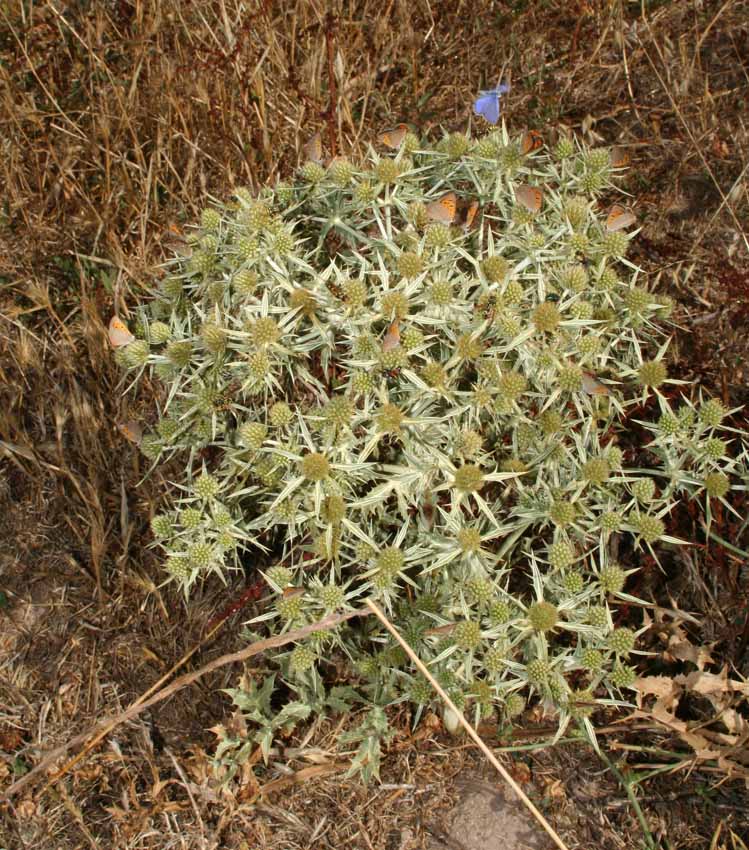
[119,122,746,739]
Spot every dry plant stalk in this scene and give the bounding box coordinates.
[365,599,571,850]
[1,607,371,802]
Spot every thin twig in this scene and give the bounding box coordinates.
[364,598,571,850]
[1,607,370,802]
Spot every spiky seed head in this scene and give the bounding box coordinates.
[559,264,589,293]
[527,601,559,632]
[289,645,316,673]
[555,136,575,159]
[301,161,325,183]
[194,473,220,500]
[587,605,609,629]
[457,527,482,553]
[538,410,564,435]
[400,326,423,350]
[633,513,665,543]
[610,663,636,688]
[583,457,611,485]
[557,364,583,392]
[164,340,191,368]
[548,541,574,570]
[276,595,304,621]
[703,438,727,459]
[355,180,376,203]
[564,197,589,229]
[549,500,576,527]
[456,333,484,361]
[266,565,293,588]
[586,147,611,172]
[422,361,448,388]
[269,401,293,427]
[568,231,590,255]
[321,495,346,525]
[375,157,401,184]
[408,201,428,228]
[505,693,526,718]
[351,371,375,394]
[563,571,585,594]
[454,620,482,650]
[377,403,404,434]
[704,472,730,498]
[638,360,668,388]
[188,250,215,276]
[482,255,509,283]
[608,627,636,655]
[151,514,173,538]
[166,555,192,579]
[300,452,330,481]
[161,277,184,300]
[452,464,485,493]
[381,290,410,318]
[376,546,404,576]
[699,399,726,427]
[180,507,202,530]
[200,323,226,354]
[148,322,171,344]
[600,511,622,532]
[342,278,367,307]
[397,251,424,279]
[600,564,626,594]
[526,659,551,683]
[188,542,214,568]
[579,170,604,193]
[533,302,561,333]
[289,288,318,317]
[424,223,451,248]
[581,648,603,671]
[239,422,267,450]
[597,266,619,291]
[632,478,655,503]
[124,339,150,368]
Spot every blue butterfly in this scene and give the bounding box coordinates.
[473,83,510,125]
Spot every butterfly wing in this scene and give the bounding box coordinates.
[426,191,457,224]
[382,319,401,351]
[463,199,479,230]
[117,420,143,444]
[516,184,543,213]
[582,372,610,396]
[108,315,135,348]
[378,123,408,149]
[521,129,543,155]
[606,204,636,232]
[474,92,500,124]
[304,131,323,163]
[610,145,631,168]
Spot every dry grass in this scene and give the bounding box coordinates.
[1,0,749,847]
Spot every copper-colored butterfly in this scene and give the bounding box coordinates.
[425,191,457,224]
[521,129,543,155]
[610,145,631,168]
[282,586,305,599]
[163,223,193,258]
[378,123,409,149]
[117,420,143,444]
[382,319,401,352]
[108,315,135,348]
[461,199,480,231]
[605,204,636,232]
[582,372,610,396]
[515,184,543,213]
[425,623,457,637]
[304,131,323,163]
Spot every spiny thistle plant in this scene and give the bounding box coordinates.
[118,123,748,780]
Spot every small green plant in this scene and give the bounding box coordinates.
[119,124,747,777]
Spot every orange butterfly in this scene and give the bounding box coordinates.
[426,191,457,224]
[521,129,543,155]
[382,319,401,351]
[605,204,636,232]
[108,315,135,348]
[117,420,143,444]
[282,586,305,599]
[304,131,323,164]
[582,372,610,396]
[425,623,457,637]
[515,184,543,213]
[610,145,631,168]
[378,123,409,149]
[461,199,480,231]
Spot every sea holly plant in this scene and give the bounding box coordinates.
[118,122,747,777]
